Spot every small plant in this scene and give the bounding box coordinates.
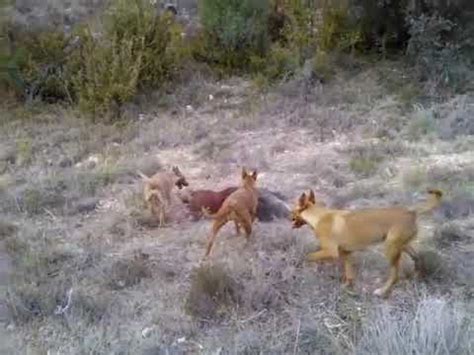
[349,144,384,177]
[313,49,334,81]
[250,43,299,80]
[401,166,428,191]
[407,104,435,140]
[108,255,151,290]
[349,156,379,177]
[16,138,32,165]
[185,263,241,320]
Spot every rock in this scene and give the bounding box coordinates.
[141,327,154,338]
[59,157,73,168]
[0,145,16,165]
[74,197,100,214]
[0,219,18,238]
[257,188,290,222]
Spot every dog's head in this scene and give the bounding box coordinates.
[172,166,189,189]
[241,168,258,188]
[290,189,317,229]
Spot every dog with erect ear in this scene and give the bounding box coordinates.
[137,166,189,227]
[202,167,259,259]
[290,188,443,298]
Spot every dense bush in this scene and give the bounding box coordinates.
[72,28,142,120]
[15,29,76,103]
[197,0,271,71]
[2,0,473,116]
[73,0,188,119]
[1,0,188,120]
[406,14,472,91]
[105,0,188,89]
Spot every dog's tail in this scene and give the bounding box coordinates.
[414,189,443,215]
[137,170,151,182]
[201,206,230,220]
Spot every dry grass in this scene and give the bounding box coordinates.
[0,61,473,354]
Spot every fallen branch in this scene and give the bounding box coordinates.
[292,318,301,355]
[55,288,73,315]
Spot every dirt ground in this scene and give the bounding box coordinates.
[0,62,473,354]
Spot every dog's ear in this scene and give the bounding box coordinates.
[251,170,258,180]
[172,166,181,175]
[298,192,307,206]
[241,167,248,179]
[308,190,315,204]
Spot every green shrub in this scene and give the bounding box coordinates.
[319,3,362,54]
[313,49,335,81]
[406,14,471,91]
[2,0,188,119]
[72,28,141,120]
[72,0,188,120]
[198,0,271,71]
[250,43,299,80]
[280,0,319,63]
[105,0,188,89]
[3,28,77,102]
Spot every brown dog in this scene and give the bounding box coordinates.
[138,166,189,227]
[178,187,238,220]
[291,189,443,298]
[203,168,259,259]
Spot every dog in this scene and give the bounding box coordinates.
[178,187,238,220]
[291,189,443,298]
[138,166,189,227]
[202,168,259,259]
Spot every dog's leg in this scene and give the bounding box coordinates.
[204,218,228,258]
[234,221,241,236]
[159,206,165,227]
[306,238,339,263]
[374,231,404,297]
[305,248,338,263]
[339,249,355,287]
[234,208,253,241]
[158,192,169,228]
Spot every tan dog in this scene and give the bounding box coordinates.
[138,166,189,227]
[203,168,259,259]
[291,189,443,298]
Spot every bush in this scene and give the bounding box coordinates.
[2,28,77,103]
[279,0,319,62]
[185,263,241,320]
[406,14,471,91]
[1,0,188,119]
[356,297,471,355]
[197,0,271,71]
[319,3,362,54]
[72,28,142,120]
[105,0,188,89]
[250,43,299,80]
[73,0,188,120]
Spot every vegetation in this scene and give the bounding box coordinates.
[0,0,472,119]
